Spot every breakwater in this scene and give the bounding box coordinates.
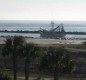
[0,30,86,35]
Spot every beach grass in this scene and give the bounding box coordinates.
[2,69,79,80]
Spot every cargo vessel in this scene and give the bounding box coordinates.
[40,22,66,39]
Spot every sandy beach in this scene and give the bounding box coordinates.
[25,38,85,45]
[0,37,85,45]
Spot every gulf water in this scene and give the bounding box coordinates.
[0,20,86,38]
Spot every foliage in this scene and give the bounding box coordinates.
[2,36,25,80]
[40,47,74,80]
[2,36,25,56]
[0,72,11,80]
[22,43,39,59]
[21,42,40,80]
[83,41,86,45]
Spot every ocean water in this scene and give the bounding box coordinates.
[0,22,86,32]
[0,32,40,38]
[0,20,86,38]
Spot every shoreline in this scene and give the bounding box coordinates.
[0,37,85,45]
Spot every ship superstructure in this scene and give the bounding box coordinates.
[40,22,66,39]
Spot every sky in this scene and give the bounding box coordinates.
[0,0,86,21]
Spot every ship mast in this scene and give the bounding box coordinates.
[51,21,54,30]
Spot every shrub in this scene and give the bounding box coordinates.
[0,72,11,80]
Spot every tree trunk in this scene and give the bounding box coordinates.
[13,54,17,80]
[25,58,30,80]
[54,67,59,80]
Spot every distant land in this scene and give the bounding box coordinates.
[0,20,86,25]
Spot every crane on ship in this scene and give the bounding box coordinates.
[40,21,66,39]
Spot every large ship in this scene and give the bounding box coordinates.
[40,21,66,39]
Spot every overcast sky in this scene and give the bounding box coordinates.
[0,0,86,21]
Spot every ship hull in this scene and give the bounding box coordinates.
[40,31,65,39]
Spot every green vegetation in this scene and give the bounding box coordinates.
[40,47,74,80]
[21,43,39,80]
[1,36,75,80]
[0,69,77,80]
[0,69,11,80]
[2,36,25,80]
[0,73,11,80]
